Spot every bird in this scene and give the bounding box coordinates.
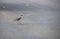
[14,15,23,21]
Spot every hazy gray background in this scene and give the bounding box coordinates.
[0,0,60,39]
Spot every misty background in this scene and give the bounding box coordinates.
[0,0,60,39]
